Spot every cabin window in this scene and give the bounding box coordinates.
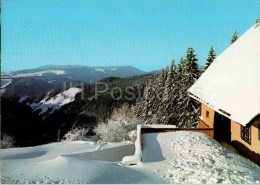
[206,111,209,118]
[241,125,251,144]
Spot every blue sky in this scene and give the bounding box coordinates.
[2,0,260,72]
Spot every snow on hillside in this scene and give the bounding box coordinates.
[0,79,12,94]
[1,79,12,88]
[95,68,118,73]
[1,132,259,184]
[30,87,82,115]
[19,96,28,103]
[11,70,66,78]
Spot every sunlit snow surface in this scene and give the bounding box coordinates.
[95,68,118,73]
[11,70,66,77]
[1,132,260,184]
[143,132,260,184]
[30,87,82,115]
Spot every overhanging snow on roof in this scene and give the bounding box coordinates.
[188,23,260,126]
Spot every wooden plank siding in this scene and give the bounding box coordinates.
[200,119,211,128]
[141,127,214,138]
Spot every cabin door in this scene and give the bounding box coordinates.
[214,112,231,142]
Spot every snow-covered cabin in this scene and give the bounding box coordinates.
[188,23,260,154]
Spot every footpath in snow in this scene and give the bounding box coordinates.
[1,132,260,184]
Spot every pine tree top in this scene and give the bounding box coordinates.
[169,59,176,79]
[230,31,239,45]
[204,46,216,70]
[177,57,186,74]
[186,47,198,64]
[183,47,200,84]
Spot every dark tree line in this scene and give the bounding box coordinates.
[134,46,217,127]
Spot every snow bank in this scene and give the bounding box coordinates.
[31,87,82,115]
[1,141,142,184]
[1,132,259,184]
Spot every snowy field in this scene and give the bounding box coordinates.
[1,132,260,184]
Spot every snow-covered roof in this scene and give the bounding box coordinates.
[141,125,177,129]
[188,23,260,126]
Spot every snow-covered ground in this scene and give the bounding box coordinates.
[95,68,118,73]
[1,132,260,184]
[142,132,260,184]
[30,87,82,115]
[11,70,66,78]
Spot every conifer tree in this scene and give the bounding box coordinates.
[176,57,186,86]
[204,46,216,70]
[169,59,176,80]
[161,68,171,108]
[176,47,200,127]
[158,68,167,97]
[134,48,202,127]
[160,68,167,84]
[230,31,239,45]
[183,47,200,86]
[153,69,167,121]
[161,65,178,124]
[177,57,186,74]
[140,80,153,122]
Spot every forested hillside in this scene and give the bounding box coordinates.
[1,45,216,146]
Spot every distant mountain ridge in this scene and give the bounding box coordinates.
[4,65,147,82]
[1,65,150,105]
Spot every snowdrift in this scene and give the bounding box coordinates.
[1,132,260,184]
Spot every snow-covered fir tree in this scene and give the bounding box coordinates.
[183,47,200,86]
[169,59,176,79]
[149,69,167,124]
[140,80,153,121]
[230,31,239,45]
[160,60,178,124]
[134,47,202,127]
[176,47,200,127]
[204,46,216,70]
[177,57,186,73]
